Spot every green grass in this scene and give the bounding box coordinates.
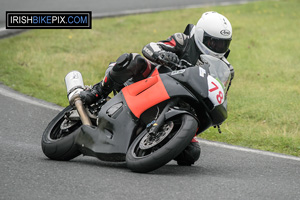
[1,0,300,156]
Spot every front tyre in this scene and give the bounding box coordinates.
[41,106,81,161]
[126,114,198,173]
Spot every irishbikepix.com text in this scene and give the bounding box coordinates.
[6,11,92,29]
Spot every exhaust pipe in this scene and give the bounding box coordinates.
[65,71,92,126]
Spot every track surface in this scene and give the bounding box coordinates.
[1,84,300,200]
[1,1,300,199]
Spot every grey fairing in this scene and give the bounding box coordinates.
[160,72,201,102]
[160,65,211,108]
[164,108,212,134]
[210,104,228,125]
[75,92,138,162]
[160,72,214,133]
[161,65,227,127]
[165,108,196,121]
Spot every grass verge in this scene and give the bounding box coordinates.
[0,0,299,156]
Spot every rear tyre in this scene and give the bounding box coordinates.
[126,114,198,173]
[41,106,81,161]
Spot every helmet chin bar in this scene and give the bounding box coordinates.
[195,33,224,59]
[200,44,224,59]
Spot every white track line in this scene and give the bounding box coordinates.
[1,84,299,162]
[197,139,300,161]
[0,85,62,111]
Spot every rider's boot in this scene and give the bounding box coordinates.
[79,78,113,105]
[174,137,201,166]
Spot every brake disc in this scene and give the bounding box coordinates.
[60,119,79,130]
[139,121,174,150]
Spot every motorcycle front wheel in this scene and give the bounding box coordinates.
[41,106,82,161]
[126,114,198,173]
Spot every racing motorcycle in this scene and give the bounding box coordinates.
[41,54,231,173]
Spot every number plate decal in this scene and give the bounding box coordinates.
[207,75,225,106]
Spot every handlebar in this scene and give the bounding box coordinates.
[157,56,188,70]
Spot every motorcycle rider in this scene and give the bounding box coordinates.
[80,11,235,166]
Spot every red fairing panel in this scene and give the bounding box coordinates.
[122,74,170,118]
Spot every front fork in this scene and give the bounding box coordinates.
[147,98,179,134]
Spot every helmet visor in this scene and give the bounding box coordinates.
[203,32,231,54]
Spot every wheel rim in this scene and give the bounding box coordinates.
[133,118,182,158]
[139,121,174,150]
[48,112,81,141]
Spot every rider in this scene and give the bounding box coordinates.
[80,11,235,166]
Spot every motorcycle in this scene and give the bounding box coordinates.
[41,54,231,173]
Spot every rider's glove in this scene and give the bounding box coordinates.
[157,51,179,69]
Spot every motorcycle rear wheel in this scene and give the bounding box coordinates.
[41,106,81,161]
[126,114,198,173]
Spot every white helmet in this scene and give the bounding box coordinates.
[194,11,232,59]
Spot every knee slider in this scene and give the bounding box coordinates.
[112,53,133,72]
[131,55,150,81]
[110,53,135,85]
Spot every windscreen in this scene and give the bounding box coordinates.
[200,55,231,91]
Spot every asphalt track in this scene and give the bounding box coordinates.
[1,0,300,199]
[1,84,300,200]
